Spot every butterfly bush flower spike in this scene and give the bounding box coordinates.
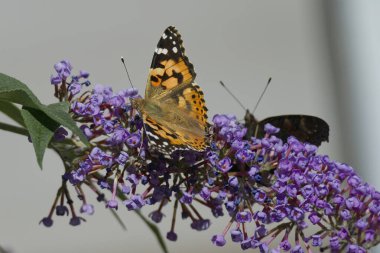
[37,26,380,253]
[64,80,379,251]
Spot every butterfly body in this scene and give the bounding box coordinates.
[244,110,329,146]
[132,26,208,155]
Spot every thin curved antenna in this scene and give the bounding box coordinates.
[219,81,246,111]
[252,77,272,114]
[120,56,134,88]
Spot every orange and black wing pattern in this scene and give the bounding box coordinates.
[145,26,196,98]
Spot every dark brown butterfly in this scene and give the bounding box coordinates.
[244,110,329,146]
[220,80,330,146]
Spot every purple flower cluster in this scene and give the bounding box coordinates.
[208,115,379,252]
[50,59,90,101]
[41,60,380,252]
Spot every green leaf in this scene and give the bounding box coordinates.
[0,101,25,127]
[0,73,43,109]
[21,107,59,169]
[0,73,89,146]
[0,122,28,136]
[48,101,70,112]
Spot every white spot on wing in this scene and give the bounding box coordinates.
[172,47,178,53]
[162,33,167,39]
[156,48,169,55]
[147,132,159,140]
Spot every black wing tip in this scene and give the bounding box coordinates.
[314,116,330,144]
[165,26,178,33]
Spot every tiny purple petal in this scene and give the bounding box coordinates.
[180,192,193,204]
[211,234,226,247]
[264,123,279,134]
[79,70,89,78]
[167,231,178,241]
[80,204,95,215]
[200,187,211,200]
[39,217,53,227]
[50,75,61,85]
[106,200,118,209]
[126,132,141,148]
[236,211,252,223]
[230,229,243,242]
[216,157,232,173]
[68,82,81,95]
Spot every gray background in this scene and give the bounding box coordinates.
[0,1,379,252]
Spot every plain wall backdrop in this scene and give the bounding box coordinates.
[0,1,378,252]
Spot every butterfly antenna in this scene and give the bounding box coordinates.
[252,77,272,114]
[121,56,134,88]
[219,81,246,111]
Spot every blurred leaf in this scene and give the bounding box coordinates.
[0,245,9,253]
[21,107,59,169]
[0,101,25,127]
[109,208,127,231]
[134,210,168,253]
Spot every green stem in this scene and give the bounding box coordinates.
[0,121,29,136]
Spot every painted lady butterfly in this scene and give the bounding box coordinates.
[131,26,209,154]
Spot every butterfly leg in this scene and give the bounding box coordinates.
[254,125,260,138]
[135,118,156,158]
[137,128,149,158]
